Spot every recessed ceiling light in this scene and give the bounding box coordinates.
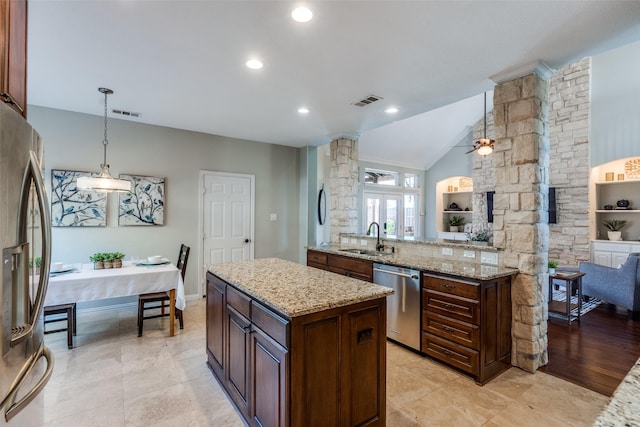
[246,59,263,70]
[385,107,399,114]
[298,107,310,114]
[291,6,313,22]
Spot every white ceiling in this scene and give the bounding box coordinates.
[27,1,640,170]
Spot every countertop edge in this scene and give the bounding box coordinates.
[207,259,394,319]
[308,246,518,281]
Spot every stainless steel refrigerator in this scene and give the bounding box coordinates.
[0,102,53,422]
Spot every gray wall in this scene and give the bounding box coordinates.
[591,39,640,166]
[424,133,474,239]
[29,106,300,298]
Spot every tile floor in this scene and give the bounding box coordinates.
[15,298,609,426]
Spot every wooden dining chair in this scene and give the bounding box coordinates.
[43,303,77,349]
[137,244,189,336]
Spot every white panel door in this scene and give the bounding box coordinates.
[201,172,254,294]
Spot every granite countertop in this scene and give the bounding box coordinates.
[309,245,518,281]
[593,357,640,426]
[207,258,393,319]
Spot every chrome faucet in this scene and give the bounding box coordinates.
[367,222,385,252]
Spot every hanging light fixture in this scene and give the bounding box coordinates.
[466,92,495,156]
[77,88,132,192]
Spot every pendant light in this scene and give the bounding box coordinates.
[467,92,495,156]
[77,88,132,192]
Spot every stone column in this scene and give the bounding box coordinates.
[329,137,359,243]
[492,73,550,372]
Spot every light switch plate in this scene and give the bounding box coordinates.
[441,247,453,256]
[481,251,498,265]
[269,213,277,221]
[360,240,368,246]
[464,250,475,259]
[341,236,348,244]
[350,238,357,244]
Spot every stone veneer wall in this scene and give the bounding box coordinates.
[492,73,550,372]
[548,58,591,266]
[329,138,359,243]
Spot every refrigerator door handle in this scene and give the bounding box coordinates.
[2,344,54,421]
[11,151,51,347]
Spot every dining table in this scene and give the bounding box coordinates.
[44,262,186,336]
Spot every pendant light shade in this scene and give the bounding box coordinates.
[77,88,131,193]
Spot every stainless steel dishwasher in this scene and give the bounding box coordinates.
[373,263,421,352]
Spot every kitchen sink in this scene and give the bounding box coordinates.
[339,248,388,257]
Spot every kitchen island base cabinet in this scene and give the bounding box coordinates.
[206,271,387,427]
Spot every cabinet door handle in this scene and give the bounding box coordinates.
[440,325,455,334]
[442,303,455,310]
[442,283,455,289]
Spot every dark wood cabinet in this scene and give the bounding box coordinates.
[307,249,373,282]
[422,272,512,385]
[250,323,287,427]
[0,0,27,118]
[206,276,225,378]
[206,270,387,426]
[226,304,251,416]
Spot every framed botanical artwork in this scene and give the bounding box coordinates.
[118,174,165,226]
[51,170,107,227]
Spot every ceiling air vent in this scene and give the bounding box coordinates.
[352,94,383,107]
[112,109,141,118]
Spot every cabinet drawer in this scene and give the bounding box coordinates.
[307,250,328,266]
[423,290,479,324]
[423,311,479,350]
[422,332,478,375]
[227,286,251,318]
[327,254,373,278]
[252,301,289,348]
[423,274,479,300]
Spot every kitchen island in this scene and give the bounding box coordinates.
[206,258,393,427]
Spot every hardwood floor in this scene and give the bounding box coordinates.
[541,304,640,396]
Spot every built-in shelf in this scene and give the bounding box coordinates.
[595,176,640,241]
[437,176,474,233]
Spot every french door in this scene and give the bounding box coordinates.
[364,193,401,239]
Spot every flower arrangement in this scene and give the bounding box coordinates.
[466,228,491,242]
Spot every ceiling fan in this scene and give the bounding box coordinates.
[466,92,495,156]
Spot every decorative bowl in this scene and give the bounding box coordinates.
[147,255,162,264]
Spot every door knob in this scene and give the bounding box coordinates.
[244,239,251,243]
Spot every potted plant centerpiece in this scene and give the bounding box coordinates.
[603,219,627,241]
[90,253,105,269]
[112,252,125,268]
[449,215,465,232]
[548,259,558,275]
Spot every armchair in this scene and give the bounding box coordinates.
[578,253,640,319]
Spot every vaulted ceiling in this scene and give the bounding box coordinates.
[27,1,640,169]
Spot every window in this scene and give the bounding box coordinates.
[362,168,421,239]
[364,169,399,186]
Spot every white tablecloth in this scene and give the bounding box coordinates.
[44,263,186,310]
